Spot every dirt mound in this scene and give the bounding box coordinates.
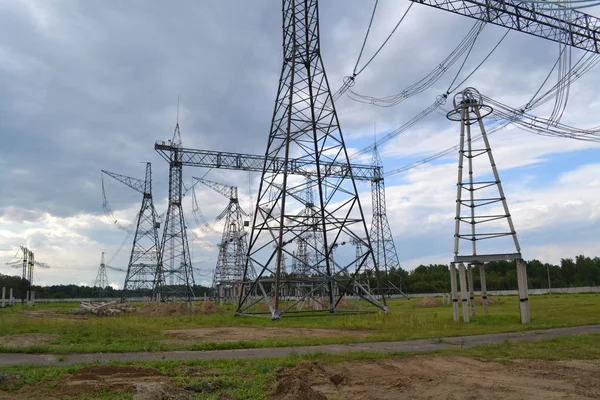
[334,297,358,311]
[58,365,167,396]
[139,303,191,317]
[199,301,223,314]
[474,296,501,305]
[416,297,443,307]
[269,361,329,400]
[269,356,600,399]
[0,333,58,348]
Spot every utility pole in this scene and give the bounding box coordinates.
[236,0,388,319]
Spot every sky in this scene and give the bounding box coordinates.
[1,0,600,288]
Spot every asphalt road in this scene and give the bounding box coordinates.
[1,324,598,367]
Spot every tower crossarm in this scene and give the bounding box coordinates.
[195,177,238,201]
[411,0,600,53]
[155,142,376,181]
[102,170,146,195]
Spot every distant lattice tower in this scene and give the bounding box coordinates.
[370,144,407,297]
[102,163,162,301]
[157,123,196,302]
[447,87,529,324]
[236,0,388,318]
[196,178,250,301]
[94,252,110,298]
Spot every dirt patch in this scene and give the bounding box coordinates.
[24,311,88,320]
[161,327,372,345]
[0,333,58,348]
[474,296,501,305]
[268,356,600,399]
[58,365,167,396]
[199,301,223,314]
[139,303,191,317]
[138,302,223,317]
[133,382,194,400]
[416,297,443,307]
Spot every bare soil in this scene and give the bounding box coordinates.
[0,333,58,348]
[474,296,501,305]
[1,365,194,400]
[138,301,223,317]
[161,327,372,344]
[24,311,89,320]
[269,356,600,399]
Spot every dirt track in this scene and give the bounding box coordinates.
[270,356,600,399]
[0,324,599,367]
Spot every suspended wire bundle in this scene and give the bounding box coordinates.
[385,49,600,176]
[347,20,486,107]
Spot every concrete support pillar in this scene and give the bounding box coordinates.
[467,264,475,317]
[29,291,35,307]
[9,288,14,306]
[479,264,489,316]
[1,287,5,308]
[516,260,530,324]
[218,286,224,306]
[449,263,459,321]
[458,263,470,322]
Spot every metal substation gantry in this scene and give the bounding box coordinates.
[447,87,530,324]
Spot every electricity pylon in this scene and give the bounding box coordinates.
[236,0,388,318]
[370,145,407,298]
[447,87,529,324]
[158,122,196,302]
[291,178,324,276]
[102,163,162,301]
[93,252,110,298]
[196,178,250,300]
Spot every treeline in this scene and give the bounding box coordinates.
[2,255,600,298]
[0,275,212,300]
[382,255,600,294]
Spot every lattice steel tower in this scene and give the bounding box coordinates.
[102,163,162,300]
[158,123,196,301]
[93,252,110,298]
[370,145,406,296]
[236,0,388,318]
[196,178,250,293]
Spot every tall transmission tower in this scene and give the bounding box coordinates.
[158,122,196,302]
[291,178,324,276]
[370,144,406,297]
[196,178,250,301]
[447,87,529,323]
[236,0,388,318]
[102,163,162,301]
[93,252,110,298]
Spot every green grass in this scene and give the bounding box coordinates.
[1,333,599,399]
[0,293,599,354]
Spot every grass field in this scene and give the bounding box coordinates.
[0,293,599,354]
[1,333,599,399]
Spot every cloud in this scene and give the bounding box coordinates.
[1,0,600,285]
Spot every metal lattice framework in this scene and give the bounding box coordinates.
[155,143,377,181]
[412,0,600,53]
[158,123,196,302]
[102,163,162,300]
[93,252,110,298]
[196,178,251,293]
[447,88,522,263]
[235,0,387,318]
[370,145,407,297]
